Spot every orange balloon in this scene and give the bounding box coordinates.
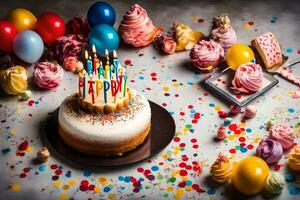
[8,8,37,32]
[232,156,270,195]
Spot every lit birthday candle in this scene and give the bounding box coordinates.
[85,50,93,75]
[92,45,99,74]
[113,50,119,79]
[105,49,110,79]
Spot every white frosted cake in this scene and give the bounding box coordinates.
[58,49,151,156]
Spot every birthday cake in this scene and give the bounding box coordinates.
[58,48,151,156]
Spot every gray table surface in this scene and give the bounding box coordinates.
[0,0,300,199]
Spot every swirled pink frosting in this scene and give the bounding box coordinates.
[211,25,237,50]
[256,139,283,164]
[189,40,224,73]
[118,4,157,47]
[34,62,64,90]
[231,63,263,94]
[269,124,295,150]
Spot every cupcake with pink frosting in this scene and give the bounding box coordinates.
[231,63,263,94]
[211,13,237,50]
[269,124,295,150]
[190,39,224,73]
[34,62,64,90]
[118,4,158,47]
[256,139,283,164]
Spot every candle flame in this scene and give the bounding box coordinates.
[85,50,88,60]
[92,45,96,53]
[113,50,117,58]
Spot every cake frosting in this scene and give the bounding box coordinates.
[58,48,152,156]
[174,23,204,51]
[34,62,64,90]
[0,66,28,95]
[59,90,151,155]
[256,139,283,164]
[251,32,282,69]
[210,153,233,183]
[118,4,158,47]
[269,124,295,150]
[231,63,263,94]
[288,146,300,172]
[265,172,285,194]
[211,13,237,50]
[190,39,224,73]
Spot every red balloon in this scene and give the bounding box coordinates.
[35,12,65,44]
[0,20,18,53]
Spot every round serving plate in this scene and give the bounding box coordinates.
[42,101,176,167]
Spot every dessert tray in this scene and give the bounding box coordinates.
[42,101,176,167]
[204,70,279,107]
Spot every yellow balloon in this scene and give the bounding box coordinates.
[226,44,255,70]
[232,156,270,195]
[8,8,37,32]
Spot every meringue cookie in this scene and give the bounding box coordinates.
[256,139,283,164]
[34,62,64,90]
[211,13,237,50]
[269,124,295,150]
[210,153,233,183]
[265,172,285,194]
[190,39,224,73]
[229,104,242,115]
[118,4,158,47]
[174,23,204,51]
[37,147,50,162]
[0,66,28,95]
[288,146,300,172]
[231,63,263,94]
[19,90,32,101]
[217,126,227,140]
[245,105,257,118]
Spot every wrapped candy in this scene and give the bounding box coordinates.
[0,66,28,95]
[173,23,204,51]
[153,31,176,54]
[55,34,87,62]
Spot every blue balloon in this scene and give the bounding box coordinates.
[13,30,44,64]
[87,1,116,27]
[88,24,119,55]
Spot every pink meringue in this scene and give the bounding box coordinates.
[231,63,263,94]
[217,126,227,140]
[118,4,158,47]
[229,104,242,115]
[256,139,283,164]
[269,124,295,150]
[190,40,224,73]
[211,14,237,50]
[245,105,257,118]
[63,56,84,73]
[34,62,64,90]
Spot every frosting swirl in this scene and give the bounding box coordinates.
[190,40,224,73]
[210,153,233,183]
[265,172,285,194]
[118,4,157,47]
[212,25,237,50]
[231,63,263,94]
[269,124,295,150]
[0,66,28,95]
[34,62,64,90]
[288,146,300,172]
[256,139,283,164]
